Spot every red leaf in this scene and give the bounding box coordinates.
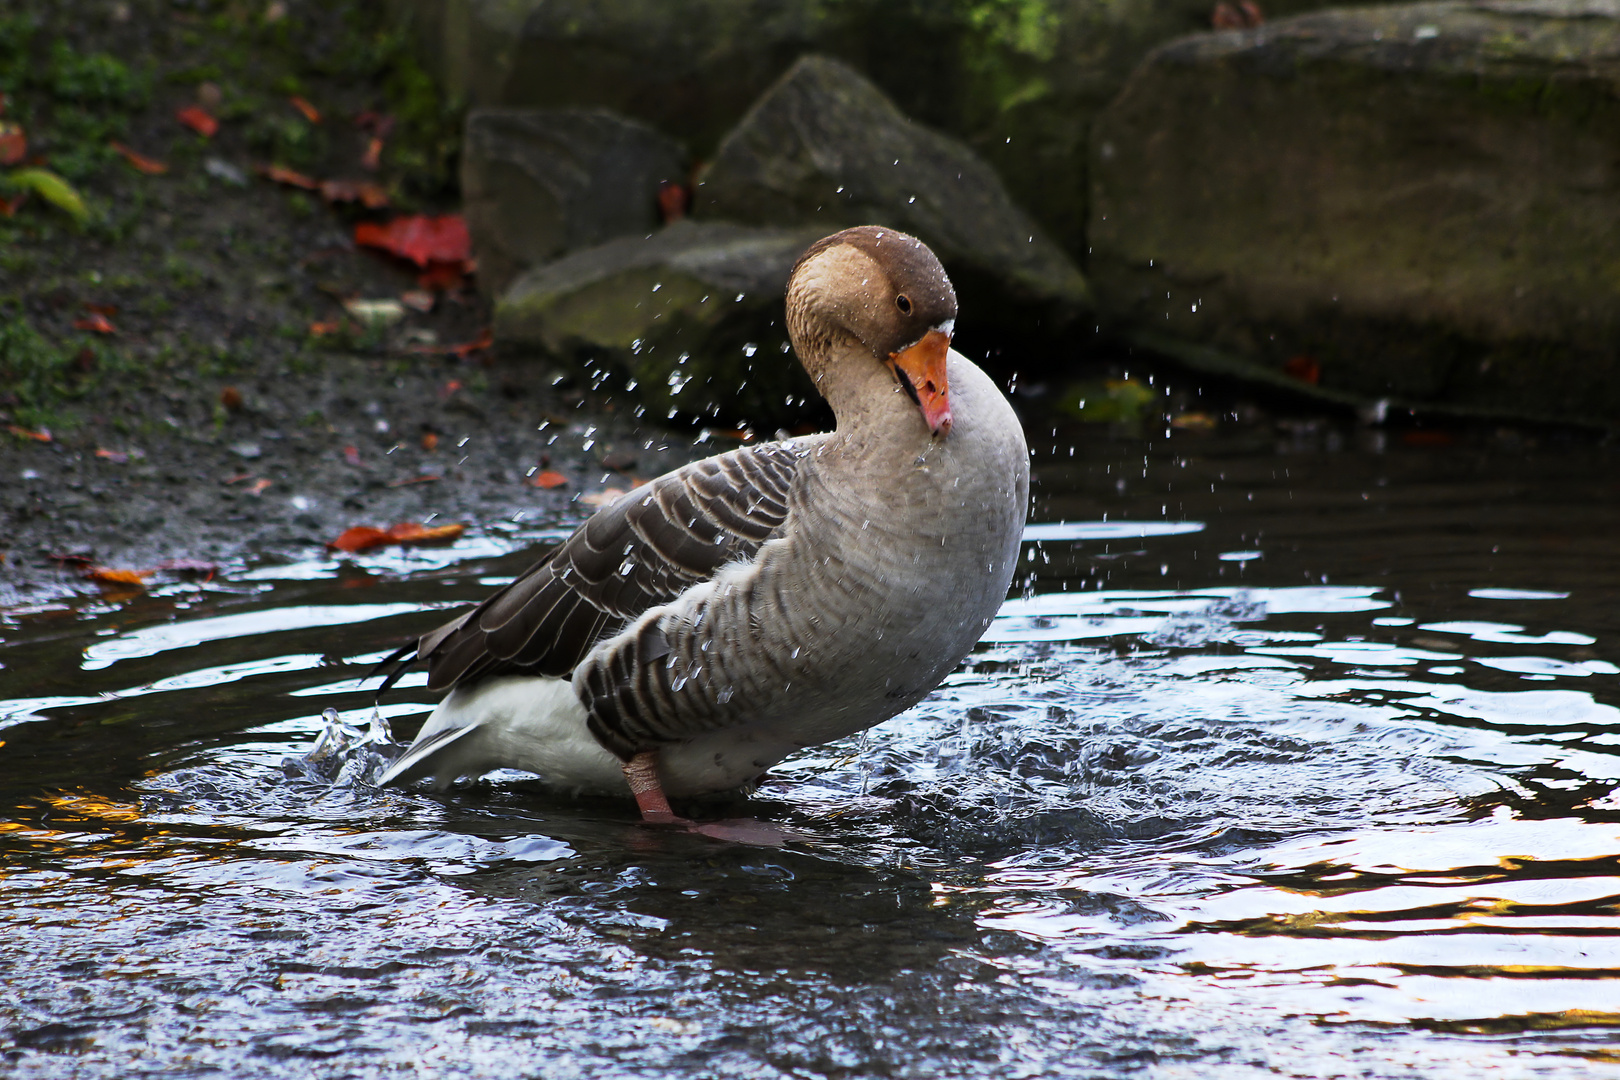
[308,319,346,337]
[95,447,129,463]
[247,478,272,495]
[354,215,470,269]
[342,445,362,466]
[421,432,439,451]
[110,141,168,175]
[8,424,52,442]
[1282,355,1320,385]
[415,261,466,292]
[328,526,392,553]
[386,522,464,544]
[409,331,493,359]
[176,106,219,138]
[288,95,321,124]
[532,470,568,489]
[259,163,319,190]
[361,135,384,172]
[657,179,689,224]
[0,121,26,167]
[74,313,116,335]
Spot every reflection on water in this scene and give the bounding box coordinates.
[2,423,1618,1077]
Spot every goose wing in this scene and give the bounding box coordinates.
[417,440,804,692]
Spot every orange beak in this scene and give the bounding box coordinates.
[888,328,952,436]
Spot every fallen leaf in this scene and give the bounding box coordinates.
[657,179,689,224]
[95,447,129,463]
[439,379,463,398]
[220,385,243,410]
[73,313,116,335]
[258,163,318,189]
[110,141,168,175]
[7,424,51,442]
[1283,355,1321,385]
[84,566,152,586]
[288,95,321,124]
[361,135,383,171]
[6,168,88,224]
[328,525,391,552]
[319,178,389,208]
[400,288,435,313]
[47,552,95,567]
[84,302,118,316]
[1169,411,1218,431]
[196,82,223,110]
[328,521,465,552]
[387,522,464,544]
[308,319,346,337]
[532,470,568,489]
[421,431,439,451]
[342,445,361,466]
[354,214,470,268]
[580,488,626,507]
[176,105,219,138]
[247,478,272,495]
[222,472,254,484]
[0,120,25,167]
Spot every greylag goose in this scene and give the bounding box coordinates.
[377,226,1029,822]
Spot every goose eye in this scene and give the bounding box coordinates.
[895,294,912,314]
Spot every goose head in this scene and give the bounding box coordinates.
[785,226,958,437]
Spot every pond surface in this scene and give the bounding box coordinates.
[4,403,1619,1078]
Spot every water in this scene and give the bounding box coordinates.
[3,412,1619,1078]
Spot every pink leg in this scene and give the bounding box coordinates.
[622,752,678,823]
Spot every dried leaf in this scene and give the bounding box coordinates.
[84,566,152,585]
[1169,412,1218,431]
[308,319,346,337]
[353,214,470,268]
[343,297,405,325]
[532,470,568,489]
[258,163,318,189]
[288,95,321,124]
[361,135,383,171]
[95,447,129,463]
[110,141,168,175]
[342,445,361,466]
[319,178,389,208]
[580,488,626,508]
[387,522,464,545]
[657,179,689,224]
[415,262,466,291]
[328,526,392,553]
[73,313,116,335]
[176,105,219,138]
[420,431,439,451]
[7,424,51,442]
[220,386,243,410]
[246,478,272,495]
[6,168,88,224]
[0,120,25,167]
[408,330,492,358]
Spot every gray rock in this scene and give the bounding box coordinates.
[494,220,827,429]
[697,56,1091,350]
[1090,1,1620,423]
[392,0,1399,259]
[462,108,689,296]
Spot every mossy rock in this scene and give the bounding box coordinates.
[462,107,688,297]
[695,55,1090,359]
[1090,0,1620,423]
[494,220,827,429]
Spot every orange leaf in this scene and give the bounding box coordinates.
[110,141,168,175]
[308,319,345,337]
[0,120,26,167]
[532,470,568,489]
[361,135,384,171]
[74,313,116,335]
[328,526,392,552]
[7,424,51,442]
[258,163,319,190]
[247,478,272,495]
[288,95,321,124]
[421,432,439,451]
[84,566,152,586]
[657,179,689,224]
[415,262,465,291]
[176,106,219,138]
[354,214,469,269]
[319,178,388,208]
[95,447,130,463]
[387,522,465,544]
[342,445,362,466]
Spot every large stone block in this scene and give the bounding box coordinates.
[696,55,1091,352]
[462,108,688,297]
[494,221,826,429]
[1090,1,1620,422]
[393,0,1397,258]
